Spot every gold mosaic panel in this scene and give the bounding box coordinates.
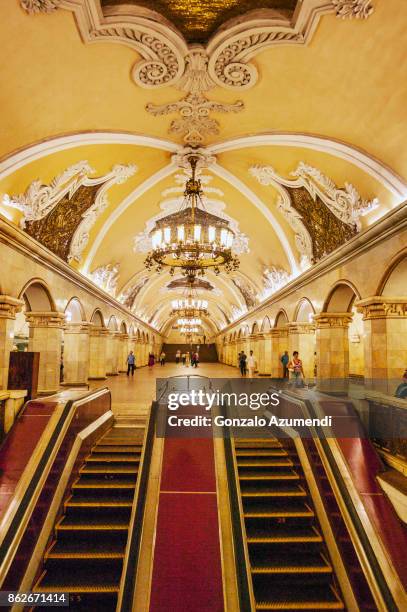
[102,0,297,43]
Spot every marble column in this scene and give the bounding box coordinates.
[0,296,25,390]
[288,322,316,379]
[63,322,90,386]
[106,331,120,375]
[119,334,130,373]
[88,327,108,380]
[314,313,353,393]
[270,329,288,378]
[256,334,267,375]
[357,297,407,394]
[26,311,65,395]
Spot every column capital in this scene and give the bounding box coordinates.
[64,321,92,334]
[0,295,25,319]
[356,297,407,320]
[288,322,315,334]
[26,311,65,328]
[270,328,288,338]
[90,324,110,337]
[314,312,353,328]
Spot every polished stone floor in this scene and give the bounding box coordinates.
[89,362,242,418]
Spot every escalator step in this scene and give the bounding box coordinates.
[244,502,314,518]
[65,499,133,508]
[254,585,344,609]
[80,466,138,474]
[241,487,306,498]
[56,522,129,531]
[72,480,136,489]
[247,526,322,543]
[236,450,288,457]
[87,454,140,462]
[93,445,142,453]
[238,459,293,467]
[239,472,299,481]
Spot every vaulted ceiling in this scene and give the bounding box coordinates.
[1,0,406,338]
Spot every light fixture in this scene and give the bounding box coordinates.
[177,318,202,326]
[144,155,240,278]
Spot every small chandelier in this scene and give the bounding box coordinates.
[144,155,240,277]
[180,326,200,334]
[177,318,202,326]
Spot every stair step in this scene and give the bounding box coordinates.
[247,526,322,544]
[255,585,344,610]
[252,565,332,574]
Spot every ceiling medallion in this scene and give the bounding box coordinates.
[144,154,240,279]
[21,2,374,145]
[146,50,244,145]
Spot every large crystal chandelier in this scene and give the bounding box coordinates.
[144,155,240,278]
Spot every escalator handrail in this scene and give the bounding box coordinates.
[117,399,159,612]
[271,387,398,612]
[0,387,111,583]
[220,397,254,612]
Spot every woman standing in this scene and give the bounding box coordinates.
[288,351,304,387]
[148,352,155,368]
[185,351,191,367]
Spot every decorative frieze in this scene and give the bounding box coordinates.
[26,311,65,328]
[288,322,316,335]
[314,312,353,328]
[357,297,407,320]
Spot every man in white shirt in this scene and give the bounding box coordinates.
[247,350,256,378]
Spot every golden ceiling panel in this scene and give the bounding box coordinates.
[101,0,297,43]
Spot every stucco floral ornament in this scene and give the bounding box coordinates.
[332,0,374,19]
[21,0,62,13]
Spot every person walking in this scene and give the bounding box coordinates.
[239,351,247,376]
[192,351,199,368]
[247,350,257,378]
[181,352,186,365]
[126,350,136,377]
[160,350,166,366]
[185,351,191,367]
[148,352,155,368]
[288,351,304,387]
[175,349,181,364]
[281,351,289,378]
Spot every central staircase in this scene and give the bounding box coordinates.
[33,425,144,610]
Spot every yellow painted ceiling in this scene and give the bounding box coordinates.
[0,0,406,335]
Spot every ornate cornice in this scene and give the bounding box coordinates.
[20,0,375,143]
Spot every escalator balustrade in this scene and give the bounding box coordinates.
[235,438,345,611]
[32,426,144,610]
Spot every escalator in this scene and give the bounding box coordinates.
[32,424,144,610]
[234,437,345,611]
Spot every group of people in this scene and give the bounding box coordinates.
[238,348,305,385]
[238,350,257,377]
[175,349,199,367]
